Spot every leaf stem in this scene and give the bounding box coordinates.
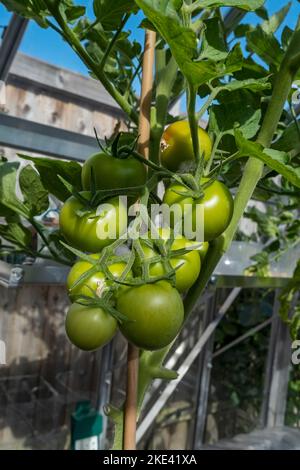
[187,83,202,179]
[196,88,218,121]
[150,52,178,165]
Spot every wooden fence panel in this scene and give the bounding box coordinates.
[0,285,101,449]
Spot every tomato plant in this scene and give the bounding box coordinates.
[65,302,117,351]
[117,281,184,350]
[2,0,300,452]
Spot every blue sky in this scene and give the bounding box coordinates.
[0,0,299,76]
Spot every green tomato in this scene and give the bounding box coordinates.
[198,241,209,262]
[67,254,129,301]
[81,151,147,198]
[65,302,117,351]
[160,121,212,172]
[134,228,201,293]
[163,179,234,241]
[117,281,184,350]
[59,192,127,252]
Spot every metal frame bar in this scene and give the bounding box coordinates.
[191,292,218,448]
[213,317,272,359]
[0,113,100,161]
[96,341,114,449]
[0,14,28,82]
[260,290,294,428]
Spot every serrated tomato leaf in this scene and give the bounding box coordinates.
[209,92,262,139]
[0,162,30,218]
[199,0,265,9]
[235,131,300,188]
[0,223,32,249]
[93,0,138,30]
[135,0,244,86]
[19,155,82,202]
[19,165,49,217]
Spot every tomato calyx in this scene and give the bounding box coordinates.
[131,232,203,290]
[61,240,131,295]
[72,291,129,325]
[94,129,139,161]
[110,132,139,160]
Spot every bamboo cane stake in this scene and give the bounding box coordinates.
[123,29,156,451]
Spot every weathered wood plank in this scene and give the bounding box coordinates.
[8,53,123,116]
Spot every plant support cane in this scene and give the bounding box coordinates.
[123,29,156,451]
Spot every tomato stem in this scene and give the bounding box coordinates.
[150,52,178,168]
[99,13,130,72]
[187,83,203,180]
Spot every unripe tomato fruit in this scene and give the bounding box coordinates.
[198,241,209,262]
[67,254,129,301]
[81,152,147,197]
[117,281,184,350]
[59,192,127,252]
[163,179,234,241]
[160,121,212,172]
[65,303,117,351]
[134,228,201,293]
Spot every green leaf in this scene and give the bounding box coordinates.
[235,131,300,188]
[1,0,49,27]
[0,162,29,218]
[64,5,86,22]
[219,77,271,94]
[200,18,228,61]
[272,120,300,154]
[0,223,32,249]
[18,154,82,202]
[290,307,300,340]
[135,0,244,86]
[0,203,18,219]
[234,24,252,38]
[199,0,265,9]
[279,260,300,338]
[210,92,262,139]
[261,3,291,35]
[233,57,268,81]
[255,6,268,20]
[139,18,156,31]
[281,26,294,50]
[48,230,77,263]
[93,0,137,30]
[19,165,49,217]
[246,27,284,68]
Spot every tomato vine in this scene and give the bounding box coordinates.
[1,0,300,450]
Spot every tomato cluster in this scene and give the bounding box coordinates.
[59,125,234,352]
